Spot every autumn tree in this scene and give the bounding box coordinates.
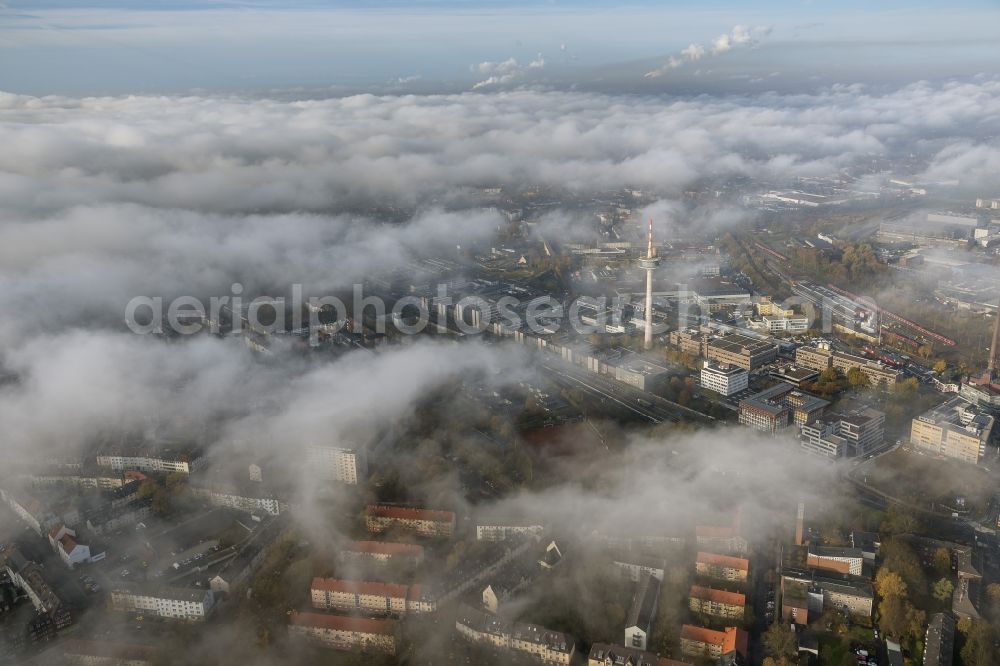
[932,578,954,602]
[763,623,798,661]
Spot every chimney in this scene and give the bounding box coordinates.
[794,502,805,546]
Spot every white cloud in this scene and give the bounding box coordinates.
[472,53,544,89]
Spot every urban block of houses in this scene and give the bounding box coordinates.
[339,540,425,565]
[455,603,575,665]
[688,585,745,620]
[476,521,545,542]
[695,552,749,582]
[679,625,748,664]
[364,504,456,538]
[588,643,692,666]
[46,524,106,568]
[310,578,435,615]
[288,611,398,655]
[109,584,215,622]
[305,443,367,485]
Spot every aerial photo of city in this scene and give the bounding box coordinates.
[1,1,1000,665]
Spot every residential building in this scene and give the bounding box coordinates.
[364,505,456,538]
[807,547,864,576]
[189,479,283,516]
[340,540,424,565]
[311,578,409,615]
[695,510,748,556]
[699,361,748,397]
[923,613,955,666]
[910,396,995,464]
[306,443,367,485]
[95,449,201,475]
[679,626,748,664]
[288,611,397,655]
[625,572,660,651]
[109,585,214,622]
[588,643,691,666]
[695,552,749,582]
[455,604,575,665]
[705,332,779,371]
[688,586,745,620]
[475,522,545,542]
[613,556,667,583]
[47,524,105,568]
[781,573,873,617]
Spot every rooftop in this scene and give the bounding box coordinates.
[696,552,749,572]
[689,585,746,607]
[289,611,397,636]
[365,504,456,523]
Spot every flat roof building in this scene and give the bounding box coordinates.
[706,332,779,371]
[700,361,749,397]
[911,396,995,465]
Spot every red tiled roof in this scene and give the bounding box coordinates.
[59,535,78,553]
[365,504,455,523]
[311,578,408,599]
[696,552,749,571]
[289,611,396,635]
[681,625,725,645]
[689,585,746,606]
[680,625,747,655]
[344,540,424,556]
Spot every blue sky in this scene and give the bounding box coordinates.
[1,1,998,94]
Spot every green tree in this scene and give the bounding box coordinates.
[932,578,954,602]
[819,367,840,383]
[847,366,869,388]
[932,547,952,577]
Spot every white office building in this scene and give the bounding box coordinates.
[700,361,749,397]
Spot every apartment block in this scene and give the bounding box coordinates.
[109,585,214,622]
[475,522,545,542]
[288,612,397,655]
[364,505,456,538]
[455,603,575,665]
[340,540,424,565]
[306,444,367,485]
[688,586,746,619]
[679,625,748,663]
[695,552,749,582]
